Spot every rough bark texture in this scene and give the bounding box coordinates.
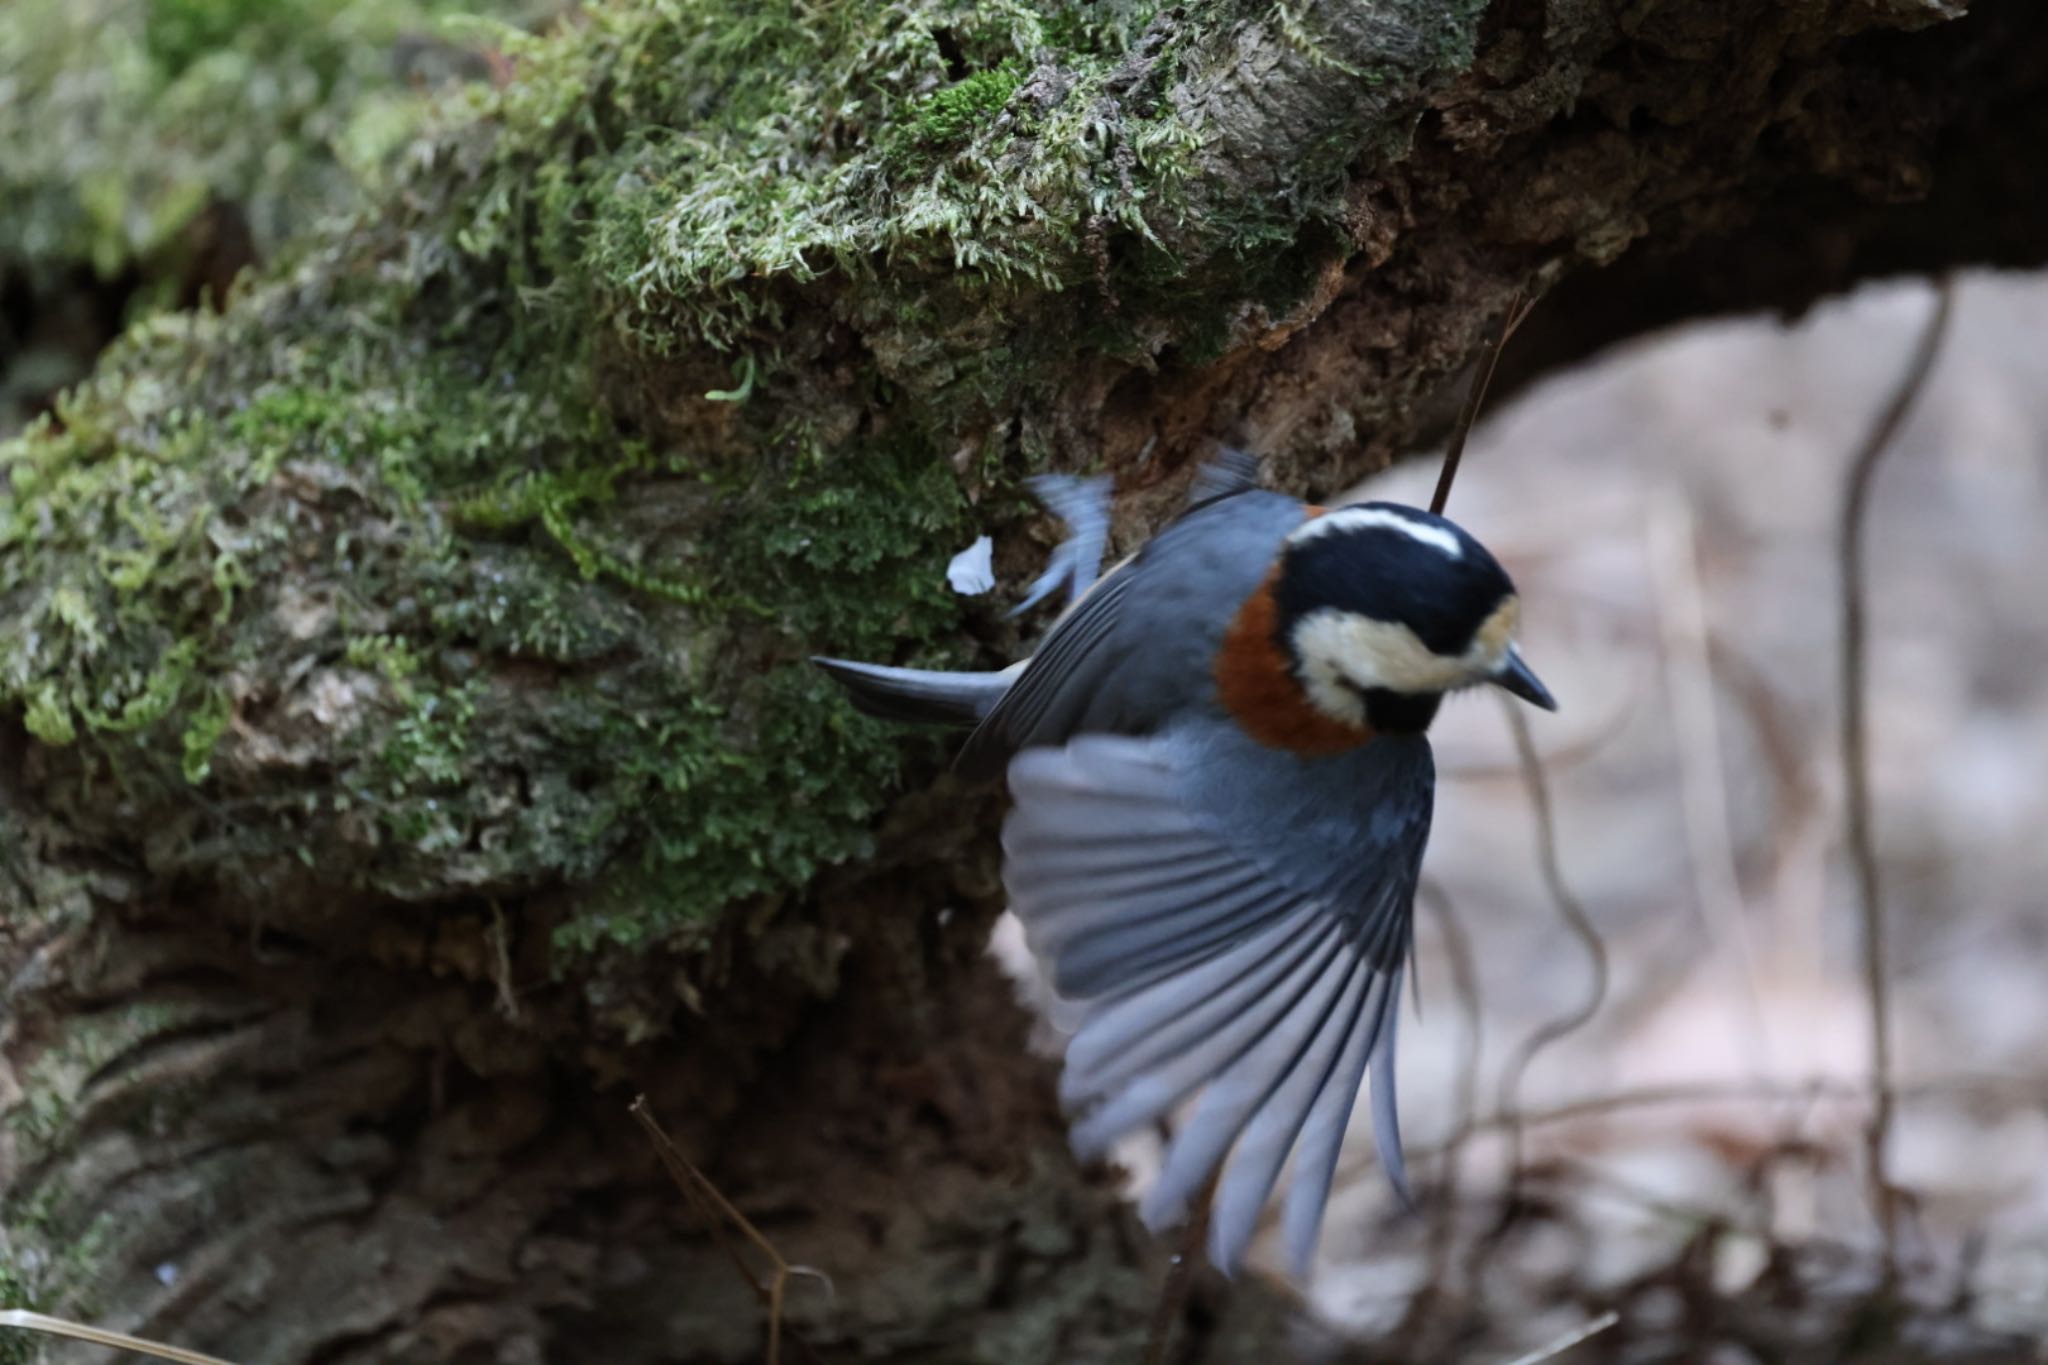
[3,0,2047,1360]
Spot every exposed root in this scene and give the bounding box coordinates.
[0,1309,237,1365]
[630,1095,834,1365]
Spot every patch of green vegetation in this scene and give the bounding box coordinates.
[444,0,1220,362]
[0,1263,39,1365]
[0,0,1488,962]
[456,449,724,608]
[483,430,973,949]
[0,1184,114,1357]
[910,62,1025,145]
[4,1001,192,1152]
[179,685,233,784]
[0,268,976,946]
[0,0,543,286]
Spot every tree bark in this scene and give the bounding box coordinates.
[3,0,2046,1360]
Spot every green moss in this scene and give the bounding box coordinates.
[4,1001,193,1150]
[0,1185,114,1356]
[0,0,544,284]
[457,449,725,609]
[0,0,1487,962]
[456,0,1208,358]
[178,686,233,783]
[909,63,1024,145]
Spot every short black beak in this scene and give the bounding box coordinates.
[1493,649,1557,711]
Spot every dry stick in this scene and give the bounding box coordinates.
[1649,495,1772,1069]
[1494,703,1611,1207]
[629,1096,832,1365]
[1141,1173,1219,1365]
[1438,675,1643,782]
[1433,1066,2048,1157]
[487,896,522,1022]
[1499,1309,1621,1365]
[1450,1077,1860,1148]
[1430,289,1534,517]
[1420,880,1486,1170]
[0,1310,237,1365]
[1839,277,1956,1274]
[1396,881,1486,1345]
[1328,1063,2044,1200]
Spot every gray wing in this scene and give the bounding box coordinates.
[1003,720,1434,1275]
[1185,446,1261,508]
[1007,474,1113,618]
[954,565,1137,781]
[957,484,1308,781]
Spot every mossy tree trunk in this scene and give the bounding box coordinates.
[3,0,2045,1360]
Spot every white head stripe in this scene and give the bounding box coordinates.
[1286,505,1462,558]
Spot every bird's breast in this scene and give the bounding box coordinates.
[1213,567,1375,757]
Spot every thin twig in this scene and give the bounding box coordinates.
[1394,881,1485,1344]
[487,897,522,1023]
[1142,1176,1217,1365]
[1333,1068,2048,1190]
[1838,276,1955,1274]
[0,1310,237,1365]
[1437,676,1642,782]
[1445,1077,1859,1149]
[1499,1309,1621,1365]
[1419,880,1485,1168]
[1648,494,1771,1069]
[630,1096,832,1365]
[1431,289,1534,516]
[1495,701,1610,1203]
[1709,636,1829,989]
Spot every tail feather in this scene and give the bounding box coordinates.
[812,657,1021,728]
[1188,447,1261,508]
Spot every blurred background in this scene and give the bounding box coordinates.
[997,271,2048,1359]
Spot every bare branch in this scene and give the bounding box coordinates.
[1495,700,1611,1198]
[1499,1309,1621,1365]
[1142,1175,1218,1365]
[1431,290,1534,517]
[0,1310,237,1365]
[630,1096,832,1365]
[1838,276,1957,1271]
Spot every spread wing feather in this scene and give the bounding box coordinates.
[954,569,1135,781]
[957,452,1290,781]
[1280,963,1403,1274]
[1206,960,1385,1269]
[1003,730,1430,1274]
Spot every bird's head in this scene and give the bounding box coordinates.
[1272,502,1555,735]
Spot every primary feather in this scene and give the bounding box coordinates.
[1004,721,1432,1275]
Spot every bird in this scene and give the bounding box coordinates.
[813,451,1555,1276]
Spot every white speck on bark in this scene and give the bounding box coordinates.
[947,535,996,595]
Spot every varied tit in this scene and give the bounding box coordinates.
[814,452,1555,1276]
